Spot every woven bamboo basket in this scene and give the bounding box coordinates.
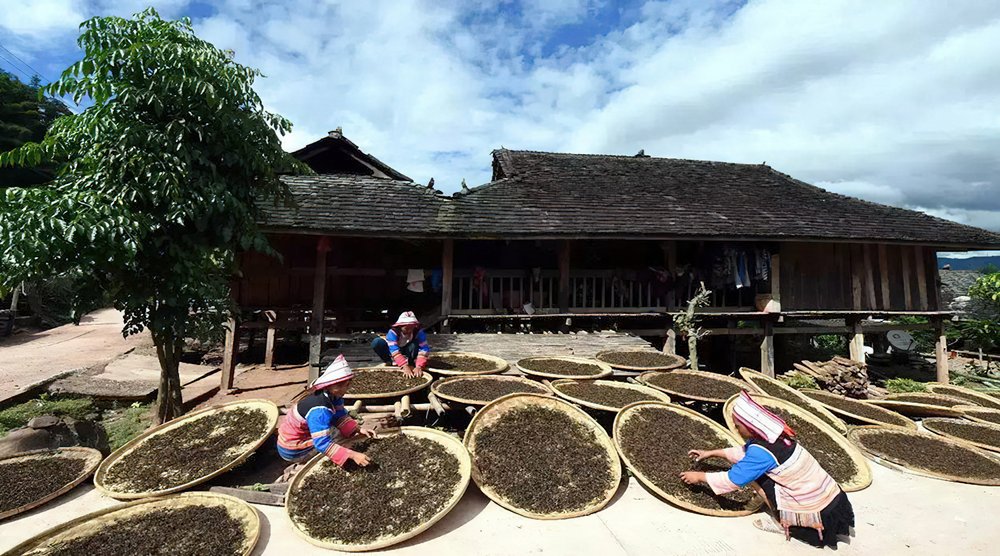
[0,447,102,521]
[722,394,872,492]
[464,393,622,520]
[921,418,1000,454]
[957,405,1000,427]
[847,425,1000,486]
[430,375,552,406]
[550,379,671,412]
[3,492,260,556]
[426,351,509,376]
[638,370,749,403]
[593,349,686,372]
[515,356,614,380]
[613,401,763,517]
[868,400,966,418]
[342,368,433,400]
[884,392,970,408]
[801,390,917,430]
[94,399,279,499]
[737,368,848,435]
[285,426,471,552]
[926,384,1000,410]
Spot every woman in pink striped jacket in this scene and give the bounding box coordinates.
[680,391,854,547]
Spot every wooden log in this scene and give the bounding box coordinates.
[427,392,446,415]
[848,319,865,364]
[901,247,913,310]
[914,246,928,311]
[770,253,781,312]
[309,236,332,382]
[264,310,277,369]
[221,316,239,391]
[934,317,949,384]
[850,245,863,310]
[878,244,890,309]
[399,395,412,418]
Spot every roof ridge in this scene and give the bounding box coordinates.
[495,148,769,168]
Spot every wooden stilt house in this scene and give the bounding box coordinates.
[222,131,1000,387]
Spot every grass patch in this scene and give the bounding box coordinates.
[104,403,154,451]
[0,395,95,437]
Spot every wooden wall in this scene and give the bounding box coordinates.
[779,242,939,311]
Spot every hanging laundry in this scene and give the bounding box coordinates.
[406,268,425,293]
[430,268,443,293]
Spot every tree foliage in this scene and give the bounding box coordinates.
[0,70,71,186]
[970,273,1000,311]
[0,9,299,422]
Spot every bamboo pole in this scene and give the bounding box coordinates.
[399,395,412,418]
[427,392,446,415]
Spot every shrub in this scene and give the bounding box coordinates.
[0,396,94,436]
[780,372,819,390]
[884,378,928,393]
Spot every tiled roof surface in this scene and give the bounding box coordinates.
[261,150,1000,248]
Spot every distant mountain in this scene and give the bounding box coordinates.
[938,255,1000,271]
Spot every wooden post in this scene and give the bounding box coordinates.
[760,321,775,377]
[770,254,781,312]
[264,310,277,369]
[934,317,949,384]
[441,239,454,332]
[850,245,863,310]
[914,246,928,311]
[221,316,239,390]
[927,248,941,310]
[878,244,890,309]
[309,236,332,382]
[847,318,865,364]
[558,240,571,313]
[661,240,677,309]
[901,247,913,310]
[863,244,877,310]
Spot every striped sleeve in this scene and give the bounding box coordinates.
[415,329,431,367]
[305,406,353,466]
[386,329,407,366]
[331,398,358,437]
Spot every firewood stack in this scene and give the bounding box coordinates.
[793,357,872,399]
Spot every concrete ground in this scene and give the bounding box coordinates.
[0,309,145,404]
[1,458,998,555]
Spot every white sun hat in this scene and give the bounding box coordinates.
[393,311,420,327]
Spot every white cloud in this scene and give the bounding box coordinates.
[0,0,85,38]
[2,0,999,234]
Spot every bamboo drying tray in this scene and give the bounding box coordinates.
[737,368,848,435]
[430,375,552,406]
[638,370,749,403]
[884,392,971,407]
[957,405,1000,427]
[868,400,967,418]
[613,401,763,517]
[94,399,279,499]
[285,426,471,552]
[722,394,872,492]
[463,393,621,520]
[515,356,613,380]
[921,418,1000,454]
[550,379,671,412]
[801,390,917,430]
[342,367,433,400]
[0,447,103,521]
[926,384,1000,410]
[594,349,686,372]
[847,425,1000,486]
[3,492,260,556]
[426,351,509,376]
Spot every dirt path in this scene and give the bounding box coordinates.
[0,309,146,404]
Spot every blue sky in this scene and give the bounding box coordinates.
[1,0,998,255]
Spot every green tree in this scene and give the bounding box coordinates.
[0,9,298,423]
[0,71,71,186]
[970,273,1000,312]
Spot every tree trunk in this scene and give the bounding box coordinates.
[688,333,699,370]
[153,333,185,424]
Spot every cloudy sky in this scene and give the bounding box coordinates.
[1,0,998,250]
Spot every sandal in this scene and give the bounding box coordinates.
[753,516,785,535]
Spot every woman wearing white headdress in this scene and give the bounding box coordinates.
[277,355,377,472]
[680,391,854,547]
[371,311,431,378]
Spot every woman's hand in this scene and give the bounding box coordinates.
[679,471,706,485]
[688,449,711,462]
[401,365,420,378]
[349,451,371,467]
[358,427,378,439]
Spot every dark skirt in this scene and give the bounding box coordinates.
[758,476,855,548]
